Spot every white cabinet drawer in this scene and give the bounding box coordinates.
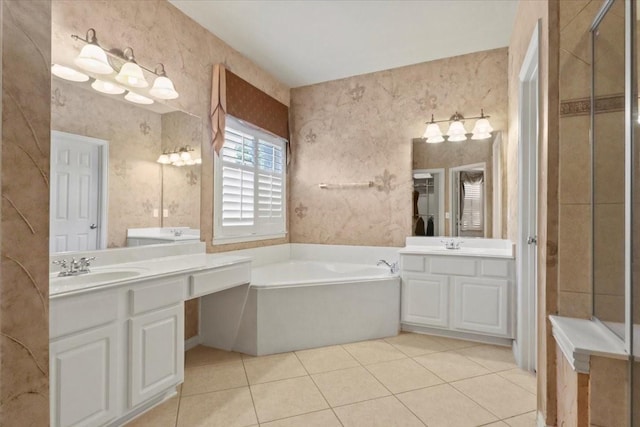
[129,276,186,316]
[480,259,511,278]
[189,263,251,298]
[401,255,425,272]
[50,290,118,339]
[430,257,476,276]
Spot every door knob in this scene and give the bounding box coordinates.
[90,223,97,229]
[527,236,537,245]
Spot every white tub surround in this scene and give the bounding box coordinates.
[49,242,251,427]
[399,237,515,346]
[126,227,200,246]
[200,244,401,356]
[549,316,628,373]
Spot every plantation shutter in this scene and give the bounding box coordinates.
[461,181,483,231]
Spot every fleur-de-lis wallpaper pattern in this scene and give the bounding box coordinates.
[290,48,508,246]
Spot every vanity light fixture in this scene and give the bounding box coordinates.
[124,91,153,105]
[73,29,115,75]
[157,146,201,167]
[422,110,493,142]
[71,28,179,99]
[51,64,90,82]
[91,79,125,95]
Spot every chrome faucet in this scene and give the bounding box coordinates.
[53,256,96,277]
[377,259,399,274]
[441,239,463,250]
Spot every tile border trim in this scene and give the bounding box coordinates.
[560,93,624,117]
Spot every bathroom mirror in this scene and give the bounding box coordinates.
[412,132,501,237]
[591,0,626,335]
[50,77,202,252]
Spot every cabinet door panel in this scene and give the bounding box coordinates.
[401,274,449,328]
[453,277,510,336]
[129,304,184,408]
[51,323,118,427]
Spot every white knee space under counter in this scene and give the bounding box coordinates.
[399,237,516,346]
[49,242,251,427]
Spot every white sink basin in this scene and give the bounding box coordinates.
[50,270,142,286]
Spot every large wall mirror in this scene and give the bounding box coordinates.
[411,132,502,238]
[50,76,202,253]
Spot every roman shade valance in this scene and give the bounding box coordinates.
[210,64,289,155]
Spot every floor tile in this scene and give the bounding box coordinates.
[334,396,424,427]
[343,340,406,365]
[312,366,390,407]
[498,368,537,394]
[366,357,443,393]
[456,345,517,372]
[185,345,243,368]
[260,409,342,427]
[481,422,509,426]
[413,351,490,382]
[503,410,538,427]
[243,353,307,384]
[451,374,536,419]
[397,383,498,427]
[250,376,329,423]
[126,395,179,427]
[176,387,257,427]
[182,361,247,396]
[384,332,449,356]
[295,345,360,374]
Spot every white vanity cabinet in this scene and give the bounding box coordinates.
[400,253,515,342]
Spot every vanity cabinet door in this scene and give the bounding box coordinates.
[129,303,184,408]
[452,277,510,337]
[401,274,449,328]
[50,323,118,427]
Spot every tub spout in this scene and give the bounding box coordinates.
[377,259,399,274]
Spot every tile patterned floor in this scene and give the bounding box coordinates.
[126,333,537,427]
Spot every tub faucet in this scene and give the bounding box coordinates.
[377,259,399,274]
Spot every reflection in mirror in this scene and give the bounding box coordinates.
[412,169,444,236]
[412,132,501,237]
[50,77,202,253]
[592,0,625,337]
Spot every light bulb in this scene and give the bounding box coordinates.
[51,64,90,82]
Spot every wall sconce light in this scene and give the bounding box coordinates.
[157,146,202,167]
[422,110,493,142]
[65,28,179,101]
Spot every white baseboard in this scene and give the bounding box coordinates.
[185,334,202,351]
[537,411,550,427]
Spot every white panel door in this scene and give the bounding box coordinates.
[129,304,184,408]
[50,323,118,427]
[401,274,449,328]
[452,277,510,337]
[50,131,104,253]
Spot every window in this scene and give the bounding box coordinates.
[460,180,484,231]
[214,116,287,243]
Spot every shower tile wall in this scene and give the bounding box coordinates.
[290,48,508,247]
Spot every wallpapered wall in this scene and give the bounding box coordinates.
[289,48,508,247]
[51,80,202,247]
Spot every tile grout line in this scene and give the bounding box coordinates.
[174,384,182,427]
[241,355,261,426]
[291,350,345,427]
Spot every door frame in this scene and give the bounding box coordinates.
[449,162,487,237]
[516,20,540,372]
[51,130,109,251]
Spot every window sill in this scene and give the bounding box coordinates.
[212,232,287,246]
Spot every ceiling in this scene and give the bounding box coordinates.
[169,0,519,88]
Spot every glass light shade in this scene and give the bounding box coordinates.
[51,64,90,82]
[169,152,181,163]
[423,122,443,139]
[149,76,179,99]
[91,79,125,95]
[173,160,185,167]
[116,62,148,88]
[446,120,468,142]
[426,135,445,143]
[74,44,114,75]
[180,150,191,161]
[157,154,171,164]
[185,159,196,166]
[124,91,153,105]
[194,158,202,165]
[471,117,494,140]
